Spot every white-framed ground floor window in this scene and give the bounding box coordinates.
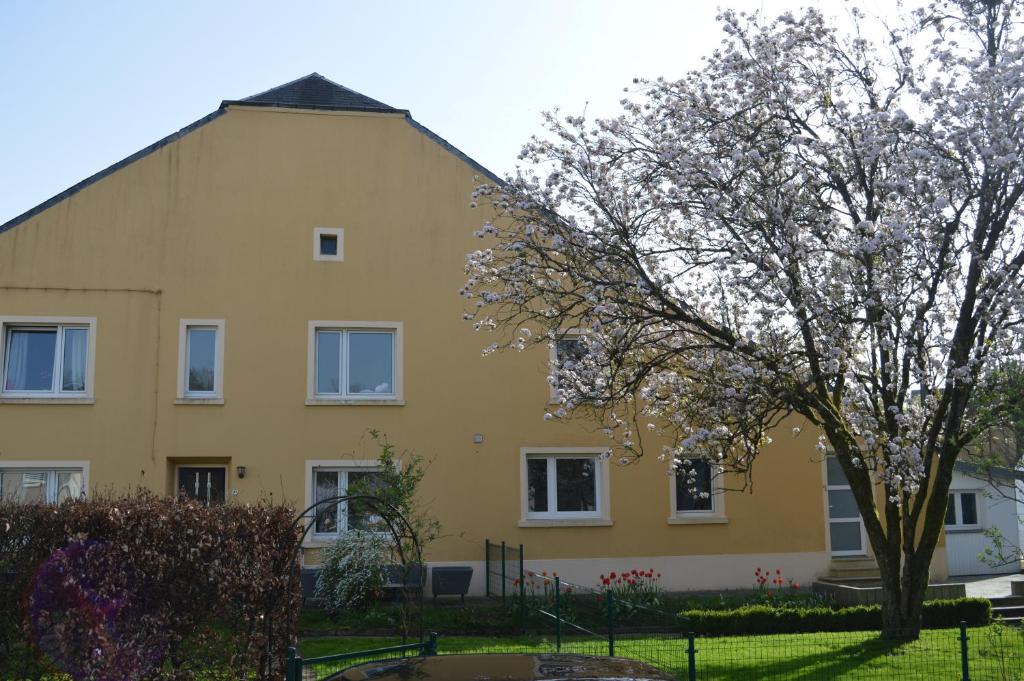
[520,448,611,525]
[668,458,728,524]
[0,461,88,503]
[304,460,386,542]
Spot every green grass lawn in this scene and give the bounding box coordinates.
[300,625,1024,681]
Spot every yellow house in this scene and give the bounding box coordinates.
[0,73,948,593]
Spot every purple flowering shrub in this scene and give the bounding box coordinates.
[0,492,300,680]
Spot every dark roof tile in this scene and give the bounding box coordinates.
[223,72,400,113]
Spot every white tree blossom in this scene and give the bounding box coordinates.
[462,0,1024,638]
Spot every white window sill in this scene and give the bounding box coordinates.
[944,526,983,534]
[518,518,612,528]
[303,538,339,549]
[668,515,728,525]
[175,397,225,405]
[0,396,94,405]
[306,398,406,406]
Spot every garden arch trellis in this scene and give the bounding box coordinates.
[265,494,426,676]
[297,494,423,629]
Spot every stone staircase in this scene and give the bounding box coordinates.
[989,596,1024,626]
[824,557,881,581]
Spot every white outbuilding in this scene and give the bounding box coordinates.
[944,462,1023,577]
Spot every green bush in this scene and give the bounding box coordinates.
[679,598,991,635]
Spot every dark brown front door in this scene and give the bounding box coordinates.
[176,467,226,505]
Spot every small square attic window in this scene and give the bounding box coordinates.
[320,234,337,256]
[314,228,344,262]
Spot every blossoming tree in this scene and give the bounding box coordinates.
[462,0,1024,639]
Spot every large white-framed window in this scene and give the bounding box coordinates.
[303,459,385,543]
[945,491,982,531]
[0,461,89,504]
[668,458,728,524]
[306,321,404,405]
[0,316,96,402]
[176,319,225,403]
[520,447,611,526]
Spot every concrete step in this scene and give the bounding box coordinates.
[828,567,881,579]
[992,605,1024,619]
[990,596,1024,607]
[830,558,878,569]
[827,559,879,579]
[817,576,881,585]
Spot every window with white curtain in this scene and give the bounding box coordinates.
[307,322,403,403]
[0,467,84,504]
[1,319,93,398]
[311,467,385,536]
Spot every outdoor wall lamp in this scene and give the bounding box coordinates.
[236,465,247,479]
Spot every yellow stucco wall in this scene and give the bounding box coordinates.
[0,105,864,587]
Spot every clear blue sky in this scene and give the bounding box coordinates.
[0,0,870,225]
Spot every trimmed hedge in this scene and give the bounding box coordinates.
[679,598,991,635]
[0,492,301,680]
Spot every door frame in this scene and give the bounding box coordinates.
[174,464,228,505]
[822,455,868,557]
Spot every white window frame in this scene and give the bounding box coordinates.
[945,490,983,531]
[823,455,868,557]
[668,459,728,524]
[176,319,225,403]
[303,459,384,545]
[519,447,611,527]
[0,460,89,503]
[313,227,344,262]
[0,316,97,402]
[548,332,585,404]
[306,321,404,405]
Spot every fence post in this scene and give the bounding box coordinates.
[485,539,490,598]
[606,589,615,657]
[687,632,697,681]
[286,646,300,681]
[424,632,439,656]
[959,621,971,681]
[555,576,562,652]
[518,544,526,621]
[501,541,507,604]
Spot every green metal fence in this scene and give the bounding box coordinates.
[485,538,524,605]
[476,541,1024,680]
[289,622,1023,681]
[293,542,1023,680]
[286,634,437,681]
[681,623,1024,681]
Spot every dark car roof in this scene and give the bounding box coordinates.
[333,653,676,681]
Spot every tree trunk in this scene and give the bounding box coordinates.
[875,542,933,640]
